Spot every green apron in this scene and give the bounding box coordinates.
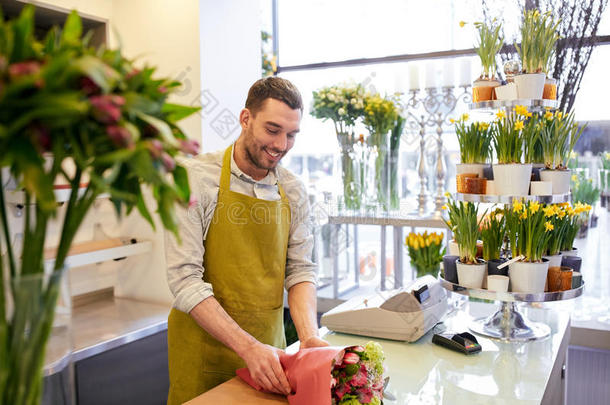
[167,145,290,404]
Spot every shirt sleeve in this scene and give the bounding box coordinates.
[283,174,318,291]
[164,161,217,314]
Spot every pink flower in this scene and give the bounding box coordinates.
[351,346,365,353]
[161,152,175,171]
[79,76,101,95]
[349,365,368,387]
[126,68,140,80]
[90,95,124,124]
[342,352,360,365]
[357,387,374,403]
[148,139,164,158]
[334,383,350,400]
[8,60,41,80]
[180,139,200,155]
[106,125,133,148]
[158,86,167,93]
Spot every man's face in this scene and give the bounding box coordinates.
[239,98,301,176]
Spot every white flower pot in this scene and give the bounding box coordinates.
[456,259,487,289]
[487,275,509,292]
[486,180,497,195]
[514,73,546,99]
[493,163,532,196]
[509,259,549,293]
[494,83,518,100]
[560,248,579,257]
[543,253,563,268]
[530,181,552,196]
[540,169,571,194]
[456,163,486,179]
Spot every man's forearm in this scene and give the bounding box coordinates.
[287,282,319,341]
[189,296,257,358]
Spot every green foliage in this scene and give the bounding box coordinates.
[539,110,584,169]
[480,209,505,261]
[473,20,503,78]
[443,196,486,264]
[515,9,561,73]
[310,83,366,134]
[504,200,553,262]
[571,171,600,205]
[453,114,492,164]
[491,109,525,164]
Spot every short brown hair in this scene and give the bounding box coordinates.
[245,77,303,115]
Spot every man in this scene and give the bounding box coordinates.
[165,77,327,405]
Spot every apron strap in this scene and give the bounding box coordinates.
[220,144,288,201]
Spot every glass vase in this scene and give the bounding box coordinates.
[411,263,441,278]
[369,131,389,212]
[2,268,74,405]
[337,133,360,211]
[388,148,400,211]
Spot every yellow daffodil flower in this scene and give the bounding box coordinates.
[512,200,524,212]
[545,222,554,232]
[571,174,578,182]
[514,121,525,131]
[514,105,529,116]
[461,113,470,121]
[555,111,564,120]
[442,205,447,210]
[544,110,553,120]
[444,191,452,198]
[543,206,555,217]
[557,209,566,219]
[459,20,466,27]
[450,118,455,124]
[530,201,540,213]
[520,210,528,220]
[496,110,506,120]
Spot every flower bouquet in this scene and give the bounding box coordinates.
[405,231,445,277]
[311,84,366,210]
[237,342,386,405]
[0,8,199,405]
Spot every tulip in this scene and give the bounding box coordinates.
[342,352,360,365]
[8,60,41,80]
[148,139,164,158]
[90,95,124,124]
[334,383,350,400]
[106,125,133,148]
[160,152,175,171]
[180,139,200,155]
[351,346,365,353]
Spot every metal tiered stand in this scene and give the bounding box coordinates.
[438,98,585,342]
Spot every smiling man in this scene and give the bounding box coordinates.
[164,77,327,405]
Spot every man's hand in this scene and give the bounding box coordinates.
[239,341,291,395]
[300,336,330,349]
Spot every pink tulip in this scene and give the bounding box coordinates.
[334,383,350,400]
[148,139,164,158]
[158,86,167,94]
[160,152,175,171]
[342,352,360,365]
[126,68,140,80]
[106,125,133,148]
[8,60,41,80]
[357,387,374,403]
[350,365,368,387]
[90,95,123,124]
[180,139,200,155]
[188,195,198,208]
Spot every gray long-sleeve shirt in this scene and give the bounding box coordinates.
[164,148,318,314]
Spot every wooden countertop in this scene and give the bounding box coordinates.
[185,377,287,405]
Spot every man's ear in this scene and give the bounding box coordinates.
[239,108,251,130]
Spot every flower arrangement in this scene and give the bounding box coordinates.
[479,209,505,261]
[504,200,554,262]
[363,93,399,209]
[539,110,585,170]
[443,195,486,264]
[515,9,561,74]
[492,108,527,164]
[0,8,199,405]
[331,342,386,405]
[452,114,492,164]
[468,20,504,79]
[405,231,445,277]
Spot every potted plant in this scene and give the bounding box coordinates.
[492,107,531,195]
[461,20,503,102]
[480,209,507,277]
[405,231,445,278]
[443,197,487,288]
[598,151,610,208]
[311,83,366,210]
[539,110,585,194]
[543,204,567,289]
[363,93,398,210]
[0,7,199,405]
[453,115,492,192]
[505,200,554,293]
[560,202,592,255]
[514,10,560,99]
[571,173,599,238]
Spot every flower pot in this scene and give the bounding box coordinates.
[456,163,486,178]
[540,169,571,194]
[514,72,546,99]
[456,173,478,193]
[487,275,509,292]
[559,267,573,291]
[494,83,518,100]
[492,163,532,196]
[442,255,459,284]
[561,255,582,273]
[560,247,579,257]
[543,253,563,268]
[571,272,582,289]
[448,240,460,256]
[508,259,549,293]
[543,77,557,100]
[483,165,494,180]
[530,181,552,196]
[486,180,497,195]
[487,258,509,276]
[472,78,501,102]
[547,265,562,292]
[531,164,545,181]
[464,177,486,194]
[456,259,486,289]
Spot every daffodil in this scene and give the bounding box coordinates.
[442,205,447,210]
[514,105,529,116]
[545,222,554,232]
[444,191,452,198]
[512,199,524,212]
[544,110,553,120]
[461,113,469,121]
[459,20,466,27]
[514,120,524,131]
[496,110,506,120]
[520,210,528,220]
[530,201,540,213]
[449,118,455,124]
[543,206,555,217]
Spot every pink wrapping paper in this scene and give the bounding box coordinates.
[236,346,346,405]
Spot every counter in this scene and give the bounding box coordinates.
[188,301,570,405]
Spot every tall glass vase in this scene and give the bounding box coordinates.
[337,132,360,211]
[2,267,74,405]
[369,131,389,211]
[388,148,400,211]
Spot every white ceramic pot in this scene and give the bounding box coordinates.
[543,253,563,268]
[514,72,546,99]
[494,83,518,100]
[560,248,579,257]
[456,259,487,289]
[456,163,486,179]
[448,240,460,256]
[493,163,532,196]
[530,181,552,196]
[487,275,509,292]
[540,169,571,194]
[486,180,497,195]
[509,259,549,293]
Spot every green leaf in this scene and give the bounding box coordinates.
[136,111,179,148]
[94,148,137,166]
[43,26,59,53]
[11,139,56,212]
[60,10,82,45]
[161,103,201,123]
[136,190,155,230]
[72,55,119,93]
[172,165,190,202]
[123,92,163,116]
[128,148,163,184]
[157,184,178,235]
[10,4,35,62]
